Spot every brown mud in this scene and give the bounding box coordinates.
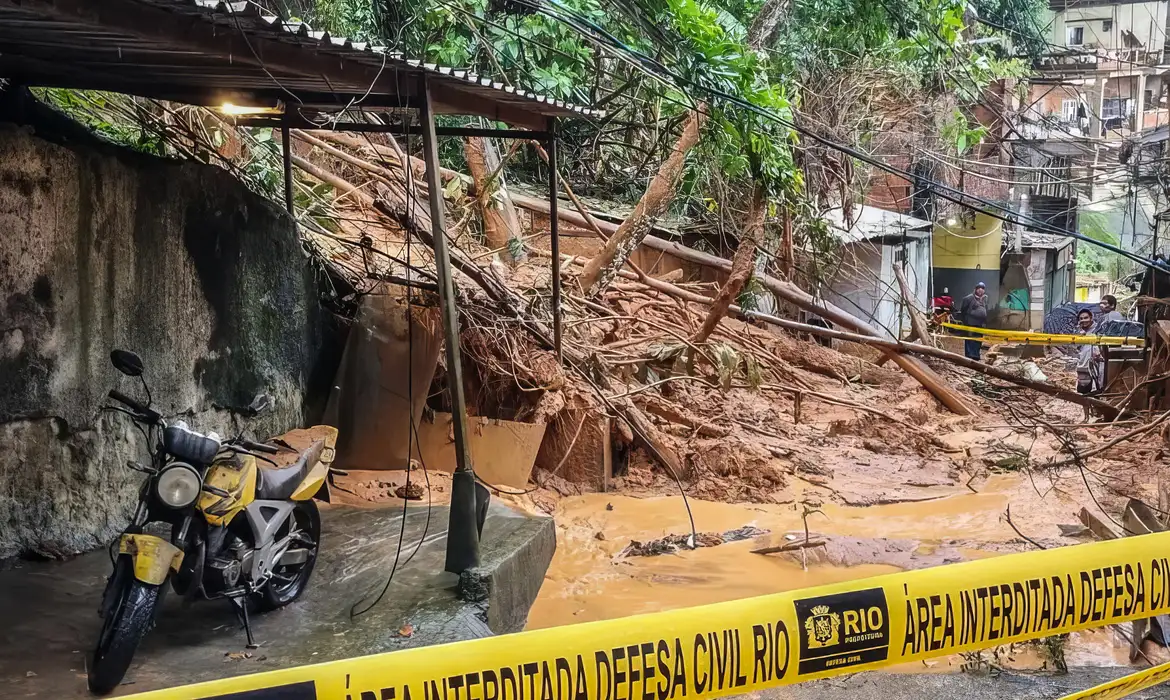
[505,353,1169,676]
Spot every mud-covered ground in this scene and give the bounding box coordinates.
[502,346,1170,679]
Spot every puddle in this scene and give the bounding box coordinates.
[525,474,1134,672]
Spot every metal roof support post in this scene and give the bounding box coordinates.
[281,114,294,217]
[420,77,480,574]
[547,118,562,363]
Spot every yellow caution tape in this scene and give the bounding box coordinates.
[941,321,1145,347]
[125,532,1170,700]
[1058,661,1170,699]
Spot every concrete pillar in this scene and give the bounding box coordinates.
[1085,78,1106,138]
[1135,74,1148,131]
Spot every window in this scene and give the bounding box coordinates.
[1102,97,1131,118]
[1103,19,1113,32]
[1061,98,1079,121]
[1068,25,1085,45]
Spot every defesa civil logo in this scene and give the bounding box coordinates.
[795,588,890,675]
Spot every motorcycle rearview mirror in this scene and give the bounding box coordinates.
[110,350,145,377]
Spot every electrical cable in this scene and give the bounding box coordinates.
[525,0,1165,272]
[350,119,433,617]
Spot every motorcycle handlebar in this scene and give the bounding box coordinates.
[108,389,147,414]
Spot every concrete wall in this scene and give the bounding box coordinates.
[0,97,337,558]
[1052,2,1168,50]
[932,213,1004,310]
[823,237,930,340]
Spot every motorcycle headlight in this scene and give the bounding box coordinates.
[156,464,201,508]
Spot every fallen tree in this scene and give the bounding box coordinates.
[464,136,522,259]
[577,106,708,296]
[545,250,1118,418]
[512,193,973,414]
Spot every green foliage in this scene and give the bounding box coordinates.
[940,108,986,155]
[736,274,764,311]
[660,0,801,197]
[36,88,166,156]
[971,0,1051,59]
[1077,210,1124,279]
[306,0,601,101]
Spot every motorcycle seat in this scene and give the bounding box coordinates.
[256,440,325,500]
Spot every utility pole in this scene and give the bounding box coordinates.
[419,76,480,573]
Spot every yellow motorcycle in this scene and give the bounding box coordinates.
[89,349,336,694]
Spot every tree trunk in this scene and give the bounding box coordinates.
[577,104,707,296]
[780,209,794,278]
[745,0,790,49]
[464,136,522,261]
[893,264,932,345]
[507,191,972,413]
[691,184,765,344]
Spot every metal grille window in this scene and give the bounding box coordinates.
[1102,97,1131,118]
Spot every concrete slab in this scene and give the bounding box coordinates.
[0,501,554,698]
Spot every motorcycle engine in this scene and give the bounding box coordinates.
[206,534,254,593]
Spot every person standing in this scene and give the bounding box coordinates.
[958,282,989,361]
[1075,309,1104,407]
[1098,294,1123,323]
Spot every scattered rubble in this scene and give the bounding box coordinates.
[618,526,770,557]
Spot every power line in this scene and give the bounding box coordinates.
[530,0,1163,271]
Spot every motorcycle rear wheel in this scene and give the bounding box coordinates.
[255,499,321,611]
[88,559,161,695]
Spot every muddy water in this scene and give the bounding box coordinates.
[526,475,1135,671]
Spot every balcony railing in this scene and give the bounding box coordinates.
[1035,47,1164,71]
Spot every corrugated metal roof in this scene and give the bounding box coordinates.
[823,205,932,244]
[0,0,602,127]
[1017,230,1074,250]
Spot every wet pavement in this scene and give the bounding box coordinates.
[0,501,554,698]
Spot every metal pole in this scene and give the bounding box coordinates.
[281,115,294,217]
[547,118,562,362]
[419,78,480,573]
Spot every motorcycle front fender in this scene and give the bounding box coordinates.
[118,533,184,585]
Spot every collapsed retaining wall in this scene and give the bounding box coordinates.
[0,93,339,558]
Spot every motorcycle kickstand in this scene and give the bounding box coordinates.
[230,596,260,649]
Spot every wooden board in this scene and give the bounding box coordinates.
[413,413,546,489]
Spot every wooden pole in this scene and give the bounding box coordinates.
[548,119,563,363]
[281,115,294,217]
[419,78,479,573]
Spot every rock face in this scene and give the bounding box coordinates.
[0,100,339,558]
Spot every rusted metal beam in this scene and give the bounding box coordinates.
[237,115,548,139]
[418,76,480,573]
[280,114,294,217]
[4,0,559,128]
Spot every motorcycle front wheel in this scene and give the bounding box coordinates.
[88,558,162,695]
